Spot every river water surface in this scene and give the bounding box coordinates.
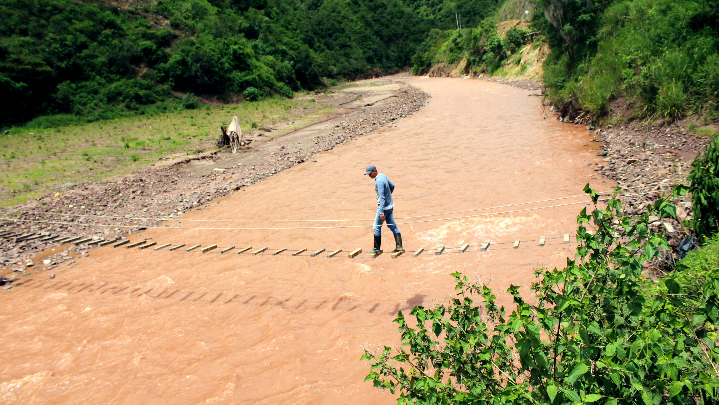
[0,77,610,404]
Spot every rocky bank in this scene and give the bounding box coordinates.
[0,81,428,276]
[585,120,710,252]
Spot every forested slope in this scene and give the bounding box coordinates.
[0,0,430,126]
[540,0,719,122]
[5,0,716,128]
[410,0,719,123]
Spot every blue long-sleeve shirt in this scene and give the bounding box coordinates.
[374,173,395,215]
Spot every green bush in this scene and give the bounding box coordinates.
[688,136,719,240]
[24,114,82,129]
[661,234,719,313]
[1,0,431,127]
[578,73,620,117]
[182,93,200,109]
[276,84,294,99]
[481,35,506,73]
[411,52,432,75]
[365,186,719,404]
[243,87,260,102]
[410,29,448,74]
[538,0,719,121]
[409,17,503,75]
[656,80,687,121]
[504,27,530,53]
[697,54,719,100]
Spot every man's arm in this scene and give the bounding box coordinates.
[388,179,395,193]
[377,178,387,216]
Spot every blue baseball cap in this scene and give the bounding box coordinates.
[364,164,377,175]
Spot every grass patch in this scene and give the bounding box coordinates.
[694,127,718,138]
[644,233,719,314]
[0,96,333,207]
[517,62,529,75]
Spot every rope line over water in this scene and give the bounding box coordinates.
[205,177,606,201]
[0,199,603,230]
[0,191,629,229]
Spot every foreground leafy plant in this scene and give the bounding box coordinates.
[364,185,719,404]
[688,136,719,241]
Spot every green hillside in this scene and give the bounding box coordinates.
[541,0,719,122]
[0,0,429,127]
[4,0,718,128]
[409,0,719,123]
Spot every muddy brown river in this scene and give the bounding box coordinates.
[0,77,610,404]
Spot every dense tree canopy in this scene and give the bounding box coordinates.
[537,0,719,120]
[403,0,502,29]
[0,0,430,126]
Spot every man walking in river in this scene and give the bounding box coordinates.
[365,165,404,254]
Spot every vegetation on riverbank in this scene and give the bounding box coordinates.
[378,0,719,399]
[539,0,719,123]
[366,189,719,403]
[0,0,426,127]
[410,0,719,126]
[365,136,719,404]
[0,96,330,207]
[409,0,536,77]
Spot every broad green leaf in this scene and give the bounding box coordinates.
[547,385,558,402]
[673,356,690,368]
[660,203,676,219]
[630,340,643,358]
[707,302,718,323]
[584,394,602,402]
[644,243,656,258]
[565,389,581,402]
[668,380,684,397]
[566,363,589,384]
[605,344,616,357]
[693,314,707,326]
[433,321,442,336]
[664,279,680,295]
[536,352,549,370]
[674,184,689,196]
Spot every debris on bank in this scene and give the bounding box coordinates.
[585,121,709,246]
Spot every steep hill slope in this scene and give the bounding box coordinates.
[538,0,719,124]
[0,0,429,126]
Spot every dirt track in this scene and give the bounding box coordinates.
[0,76,607,404]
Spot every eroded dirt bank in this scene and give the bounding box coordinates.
[0,77,608,404]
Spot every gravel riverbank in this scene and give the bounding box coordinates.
[0,81,428,273]
[586,120,710,249]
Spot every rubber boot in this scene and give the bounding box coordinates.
[369,235,382,254]
[392,233,404,253]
